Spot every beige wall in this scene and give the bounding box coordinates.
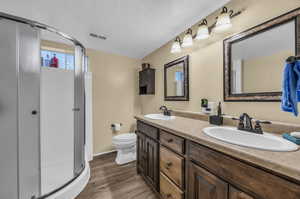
[141,0,300,124]
[41,40,141,154]
[242,50,291,93]
[88,49,141,154]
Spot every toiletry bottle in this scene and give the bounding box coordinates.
[217,102,222,116]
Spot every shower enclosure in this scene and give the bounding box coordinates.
[0,13,88,199]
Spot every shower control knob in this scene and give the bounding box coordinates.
[31,110,38,115]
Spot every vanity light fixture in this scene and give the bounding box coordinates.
[170,6,243,53]
[171,37,182,53]
[182,28,193,48]
[196,19,210,40]
[214,7,234,32]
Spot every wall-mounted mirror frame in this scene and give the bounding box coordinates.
[164,55,189,101]
[224,8,300,102]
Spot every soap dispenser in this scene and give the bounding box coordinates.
[209,102,223,125]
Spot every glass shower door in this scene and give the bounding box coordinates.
[0,16,86,199]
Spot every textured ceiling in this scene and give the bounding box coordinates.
[0,0,229,58]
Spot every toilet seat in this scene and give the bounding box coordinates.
[113,133,136,142]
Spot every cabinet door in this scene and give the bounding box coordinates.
[229,186,254,199]
[137,132,147,174]
[188,162,228,199]
[146,137,159,190]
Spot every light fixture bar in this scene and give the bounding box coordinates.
[192,8,245,39]
[170,7,245,53]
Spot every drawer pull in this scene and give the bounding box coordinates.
[167,138,173,143]
[163,193,172,199]
[238,193,251,199]
[165,162,173,170]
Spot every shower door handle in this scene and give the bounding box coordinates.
[31,110,38,115]
[73,108,80,111]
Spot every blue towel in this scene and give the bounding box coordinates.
[282,133,300,145]
[294,61,300,101]
[281,61,300,116]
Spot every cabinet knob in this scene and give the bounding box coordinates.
[167,138,173,143]
[165,193,172,198]
[165,162,173,169]
[238,193,251,199]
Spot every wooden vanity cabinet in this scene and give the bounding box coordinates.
[160,130,185,154]
[160,146,184,188]
[187,161,254,199]
[136,120,300,199]
[229,186,254,199]
[136,121,159,192]
[146,137,159,189]
[187,141,300,199]
[137,132,147,174]
[187,161,228,199]
[160,172,184,199]
[159,130,186,199]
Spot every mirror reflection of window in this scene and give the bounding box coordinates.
[175,71,184,96]
[230,20,295,94]
[166,63,184,97]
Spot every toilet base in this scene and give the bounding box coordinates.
[115,147,136,165]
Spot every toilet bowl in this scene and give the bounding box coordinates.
[112,133,137,165]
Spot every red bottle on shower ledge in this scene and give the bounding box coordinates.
[50,54,59,68]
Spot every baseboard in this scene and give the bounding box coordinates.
[93,150,117,157]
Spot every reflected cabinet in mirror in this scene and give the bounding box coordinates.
[164,55,189,101]
[224,8,300,101]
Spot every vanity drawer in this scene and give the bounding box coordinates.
[160,172,183,199]
[160,130,184,154]
[160,146,184,188]
[229,186,254,199]
[188,141,300,199]
[137,121,158,140]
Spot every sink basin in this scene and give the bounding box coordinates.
[203,127,299,152]
[144,114,175,120]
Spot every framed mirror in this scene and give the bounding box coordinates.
[164,55,189,101]
[224,8,300,101]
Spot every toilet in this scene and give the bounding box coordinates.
[112,133,137,165]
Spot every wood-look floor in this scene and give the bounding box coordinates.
[76,152,158,199]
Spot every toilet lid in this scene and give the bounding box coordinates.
[113,133,136,142]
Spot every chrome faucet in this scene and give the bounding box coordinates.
[159,106,172,116]
[232,113,271,134]
[242,113,253,131]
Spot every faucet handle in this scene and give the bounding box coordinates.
[159,105,167,110]
[255,120,272,125]
[232,117,244,130]
[232,117,242,121]
[254,120,271,134]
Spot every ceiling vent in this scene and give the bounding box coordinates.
[89,33,107,40]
